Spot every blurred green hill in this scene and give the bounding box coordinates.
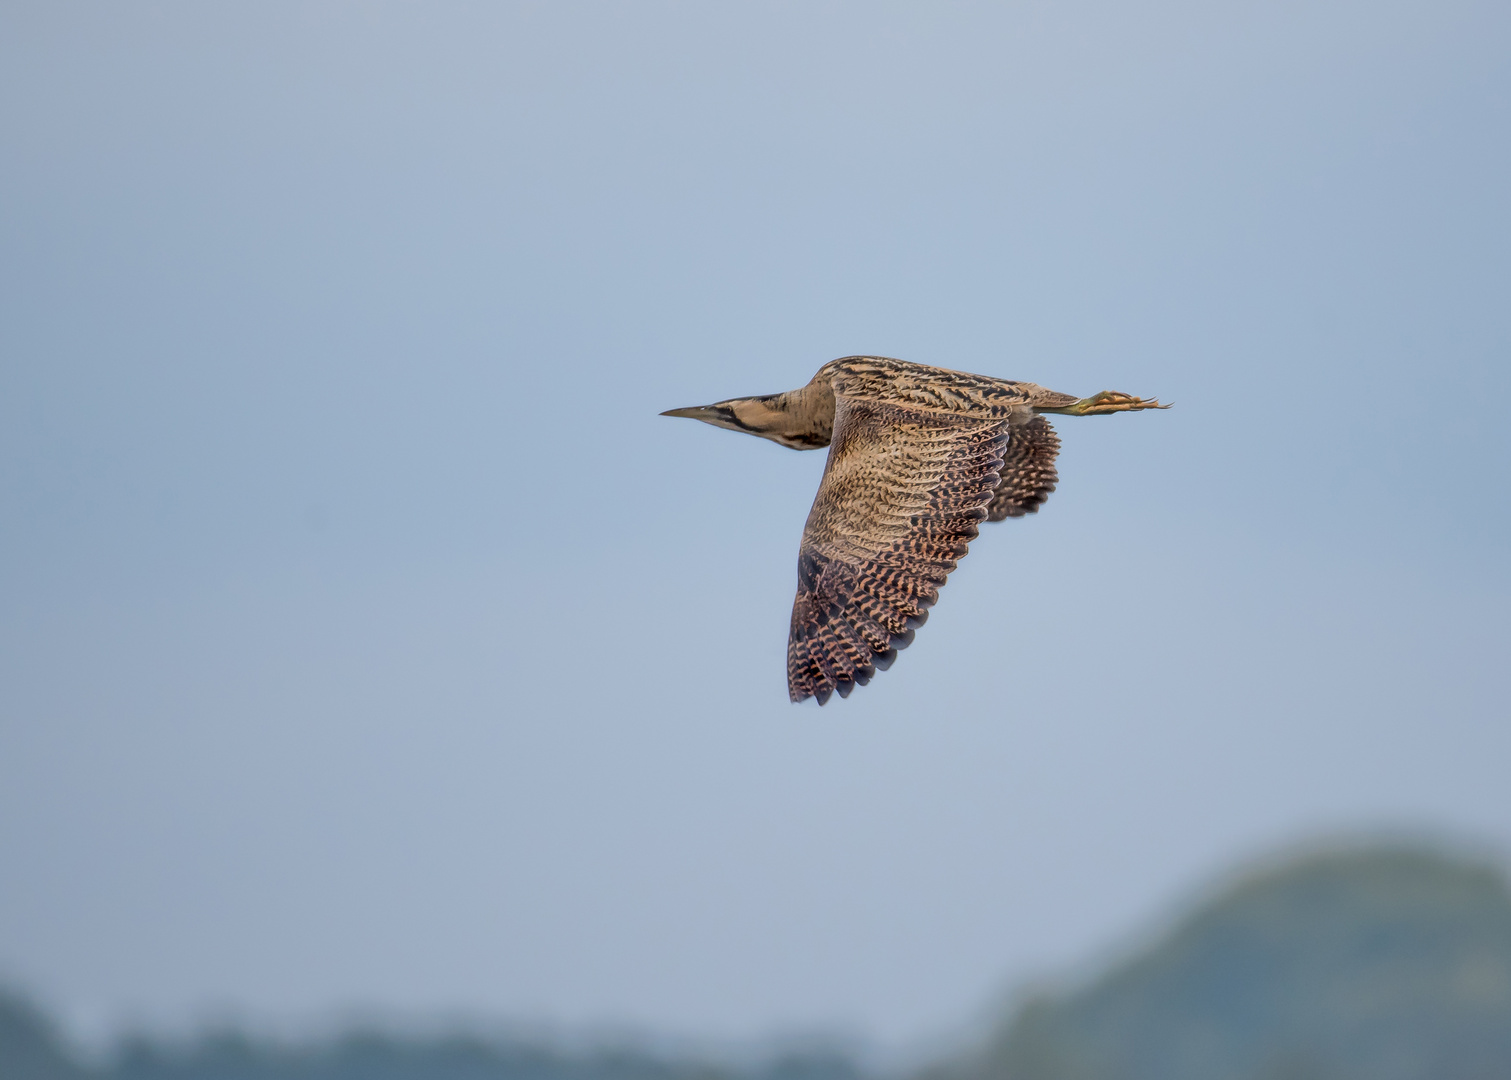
[6,844,1511,1080]
[0,990,85,1080]
[941,846,1511,1080]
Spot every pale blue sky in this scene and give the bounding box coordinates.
[1,0,1508,1056]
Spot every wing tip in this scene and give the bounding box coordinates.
[787,621,918,704]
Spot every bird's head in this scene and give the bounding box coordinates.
[660,391,832,450]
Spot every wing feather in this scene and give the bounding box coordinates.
[985,415,1061,521]
[787,396,1010,704]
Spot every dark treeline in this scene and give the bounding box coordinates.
[1,998,864,1080]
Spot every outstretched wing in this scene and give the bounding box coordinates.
[985,415,1061,521]
[787,396,1010,704]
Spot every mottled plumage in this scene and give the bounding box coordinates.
[662,356,1166,704]
[988,414,1061,521]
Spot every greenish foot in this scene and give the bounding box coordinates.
[1052,390,1171,416]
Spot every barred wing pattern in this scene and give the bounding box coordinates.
[985,415,1061,521]
[787,396,1010,704]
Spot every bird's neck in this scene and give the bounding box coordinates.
[762,378,836,449]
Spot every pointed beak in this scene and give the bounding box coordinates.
[660,405,734,423]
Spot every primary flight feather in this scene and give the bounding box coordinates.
[663,356,1167,704]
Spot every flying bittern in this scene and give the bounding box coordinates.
[663,356,1167,704]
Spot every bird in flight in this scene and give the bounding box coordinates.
[663,356,1167,704]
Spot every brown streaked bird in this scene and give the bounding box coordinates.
[662,356,1168,705]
